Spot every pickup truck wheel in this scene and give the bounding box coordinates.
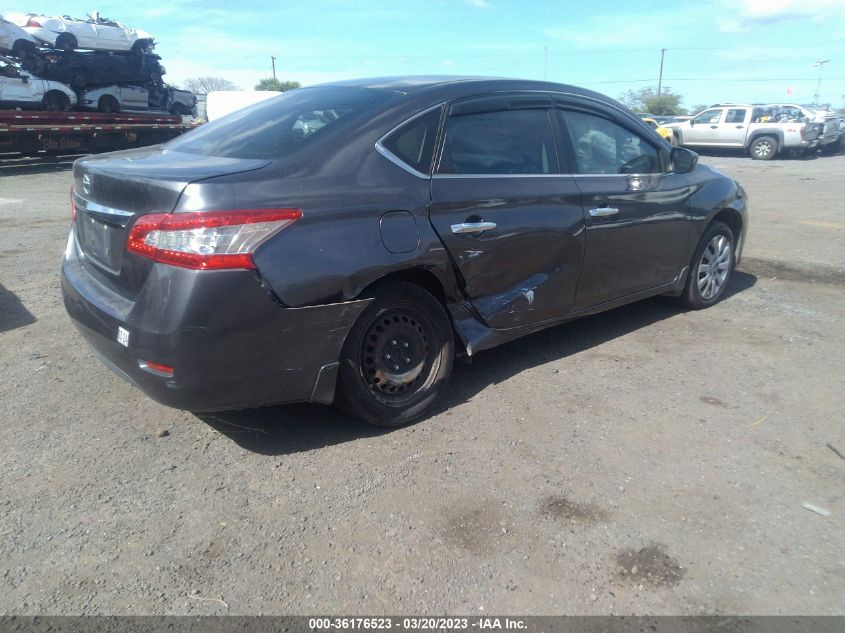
[336,282,454,427]
[169,103,188,116]
[750,136,778,160]
[98,96,119,114]
[43,91,69,112]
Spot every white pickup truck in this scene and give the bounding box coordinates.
[664,103,823,160]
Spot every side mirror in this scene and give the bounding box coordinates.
[688,119,694,126]
[21,75,28,83]
[670,147,698,174]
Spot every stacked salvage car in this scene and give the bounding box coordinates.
[0,12,196,115]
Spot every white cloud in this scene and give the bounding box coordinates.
[719,0,845,31]
[465,0,491,8]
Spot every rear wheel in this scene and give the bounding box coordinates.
[336,282,454,426]
[749,135,778,160]
[56,33,77,52]
[43,91,69,112]
[11,40,36,61]
[71,70,90,88]
[169,103,188,116]
[131,40,150,56]
[678,221,735,309]
[98,95,119,113]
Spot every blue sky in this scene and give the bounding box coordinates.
[5,0,845,110]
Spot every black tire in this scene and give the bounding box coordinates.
[336,281,454,426]
[12,40,36,61]
[43,91,69,112]
[56,33,77,52]
[72,70,90,88]
[169,103,187,116]
[678,221,735,309]
[749,135,778,160]
[98,96,119,114]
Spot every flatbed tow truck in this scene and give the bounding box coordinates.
[0,110,196,156]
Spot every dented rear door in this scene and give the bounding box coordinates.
[428,94,585,329]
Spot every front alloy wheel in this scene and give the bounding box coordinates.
[697,234,732,300]
[679,221,735,309]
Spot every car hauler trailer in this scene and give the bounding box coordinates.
[0,110,195,155]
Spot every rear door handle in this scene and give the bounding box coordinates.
[451,221,497,234]
[710,125,719,129]
[589,207,619,217]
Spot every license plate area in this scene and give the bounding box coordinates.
[77,211,123,274]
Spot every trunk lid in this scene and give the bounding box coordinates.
[72,146,270,296]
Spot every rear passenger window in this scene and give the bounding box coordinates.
[381,108,441,175]
[438,109,556,175]
[725,109,746,124]
[560,110,661,175]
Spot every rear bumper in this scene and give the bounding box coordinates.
[61,229,370,412]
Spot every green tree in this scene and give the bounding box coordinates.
[255,78,301,92]
[619,86,685,116]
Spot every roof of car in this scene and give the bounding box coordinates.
[312,75,627,116]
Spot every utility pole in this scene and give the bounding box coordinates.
[271,56,277,81]
[814,59,830,105]
[657,48,666,97]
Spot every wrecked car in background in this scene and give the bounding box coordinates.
[10,12,153,53]
[0,53,76,110]
[0,15,38,59]
[31,50,164,88]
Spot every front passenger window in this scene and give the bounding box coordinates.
[693,109,722,125]
[559,110,661,175]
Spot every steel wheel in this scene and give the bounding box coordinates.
[336,281,454,426]
[360,308,435,404]
[696,234,732,300]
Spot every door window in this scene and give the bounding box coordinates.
[438,109,556,175]
[692,109,723,125]
[725,109,746,124]
[559,110,661,175]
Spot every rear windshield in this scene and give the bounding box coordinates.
[167,86,393,159]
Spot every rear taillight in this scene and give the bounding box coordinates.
[126,208,301,270]
[70,186,76,221]
[27,17,42,27]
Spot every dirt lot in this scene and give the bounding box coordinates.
[0,151,843,615]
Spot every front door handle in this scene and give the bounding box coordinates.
[589,207,620,217]
[710,125,719,129]
[451,221,497,234]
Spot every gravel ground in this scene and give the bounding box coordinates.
[0,150,843,615]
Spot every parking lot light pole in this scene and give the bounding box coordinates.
[271,56,277,81]
[658,48,666,97]
[813,59,830,105]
